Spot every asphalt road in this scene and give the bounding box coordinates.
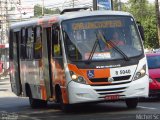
[0,78,160,120]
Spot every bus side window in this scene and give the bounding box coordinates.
[20,28,26,59]
[26,28,34,59]
[52,26,62,57]
[34,27,42,59]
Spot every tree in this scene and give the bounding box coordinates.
[123,0,159,48]
[113,0,118,10]
[34,4,61,17]
[155,0,160,47]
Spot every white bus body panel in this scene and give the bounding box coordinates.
[20,60,42,99]
[67,57,149,104]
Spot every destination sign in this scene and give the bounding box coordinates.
[72,20,122,30]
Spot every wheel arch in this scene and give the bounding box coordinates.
[55,84,61,103]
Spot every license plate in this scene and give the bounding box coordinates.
[105,95,120,100]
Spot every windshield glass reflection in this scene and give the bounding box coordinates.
[62,16,143,61]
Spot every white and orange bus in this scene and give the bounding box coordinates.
[9,8,149,111]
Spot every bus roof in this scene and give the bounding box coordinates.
[10,10,133,29]
[60,10,132,21]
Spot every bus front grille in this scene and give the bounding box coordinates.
[89,75,131,97]
[90,81,131,86]
[93,86,128,98]
[89,75,131,83]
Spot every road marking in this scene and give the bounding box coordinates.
[138,106,157,110]
[20,115,42,120]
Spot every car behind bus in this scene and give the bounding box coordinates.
[146,52,160,98]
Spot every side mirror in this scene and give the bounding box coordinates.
[137,22,145,41]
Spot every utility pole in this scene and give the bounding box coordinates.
[0,0,9,44]
[155,0,160,47]
[42,0,44,16]
[0,0,9,77]
[118,0,122,11]
[18,0,22,21]
[93,0,97,10]
[114,0,118,11]
[113,0,122,11]
[72,0,74,8]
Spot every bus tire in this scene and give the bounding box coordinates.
[26,85,47,108]
[60,96,71,112]
[125,98,138,109]
[57,88,71,112]
[29,97,47,108]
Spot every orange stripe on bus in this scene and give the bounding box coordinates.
[38,19,44,25]
[48,17,58,24]
[67,63,111,85]
[61,87,69,104]
[41,85,47,100]
[68,64,82,74]
[81,69,110,78]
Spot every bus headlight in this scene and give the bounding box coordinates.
[70,71,86,84]
[71,74,78,80]
[77,76,86,84]
[133,65,146,80]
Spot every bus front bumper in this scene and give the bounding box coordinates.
[67,75,149,104]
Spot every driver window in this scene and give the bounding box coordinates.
[20,28,26,59]
[130,25,142,51]
[26,27,34,59]
[34,27,42,59]
[52,25,62,57]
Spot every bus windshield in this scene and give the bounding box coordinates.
[62,16,143,61]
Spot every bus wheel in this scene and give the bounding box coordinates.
[58,90,71,112]
[29,97,47,108]
[125,98,138,109]
[27,86,47,108]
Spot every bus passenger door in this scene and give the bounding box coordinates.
[10,31,22,96]
[51,25,66,102]
[42,27,53,99]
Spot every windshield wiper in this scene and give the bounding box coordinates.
[98,31,130,61]
[86,32,100,64]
